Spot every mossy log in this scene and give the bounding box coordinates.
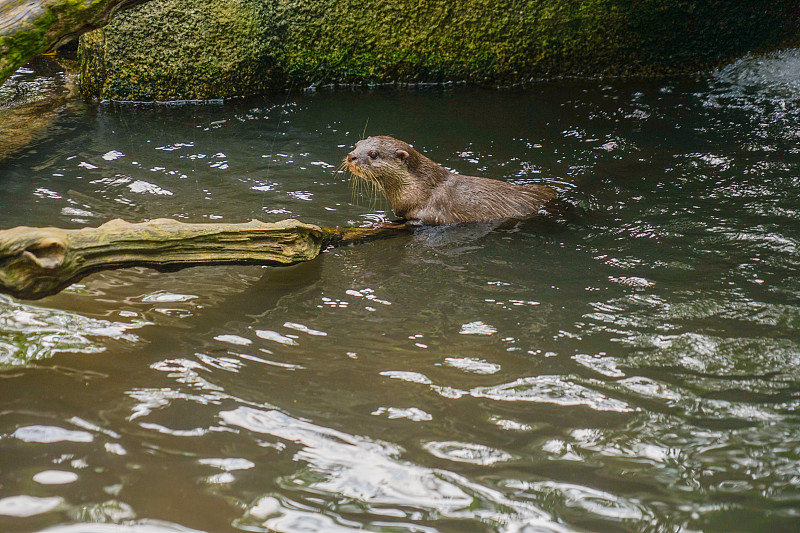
[0,218,405,300]
[0,0,150,86]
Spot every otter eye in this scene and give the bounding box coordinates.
[368,151,379,160]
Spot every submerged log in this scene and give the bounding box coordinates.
[0,218,406,300]
[0,0,150,85]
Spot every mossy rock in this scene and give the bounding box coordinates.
[79,0,276,100]
[79,0,800,101]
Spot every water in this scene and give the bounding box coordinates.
[1,49,799,532]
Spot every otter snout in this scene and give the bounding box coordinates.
[347,151,357,162]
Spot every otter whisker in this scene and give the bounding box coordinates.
[349,175,358,206]
[361,117,370,140]
[349,165,384,213]
[366,169,386,211]
[350,173,365,207]
[359,176,369,207]
[358,169,373,209]
[369,177,379,211]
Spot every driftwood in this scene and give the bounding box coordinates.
[0,218,406,300]
[0,0,150,85]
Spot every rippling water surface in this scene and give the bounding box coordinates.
[1,49,799,532]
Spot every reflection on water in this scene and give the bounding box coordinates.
[0,295,145,366]
[1,49,800,532]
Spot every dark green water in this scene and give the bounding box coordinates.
[1,49,800,532]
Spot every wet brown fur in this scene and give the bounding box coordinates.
[344,136,557,225]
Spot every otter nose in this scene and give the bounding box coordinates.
[347,152,357,162]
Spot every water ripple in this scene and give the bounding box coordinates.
[221,406,568,531]
[470,376,634,413]
[0,296,145,366]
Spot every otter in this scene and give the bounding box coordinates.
[344,136,558,226]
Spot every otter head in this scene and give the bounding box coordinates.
[344,136,449,218]
[344,136,421,213]
[345,136,412,188]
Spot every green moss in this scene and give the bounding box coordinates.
[79,0,277,100]
[0,10,58,82]
[78,0,800,100]
[0,0,147,85]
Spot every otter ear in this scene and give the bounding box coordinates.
[396,149,409,162]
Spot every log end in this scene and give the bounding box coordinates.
[0,227,73,300]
